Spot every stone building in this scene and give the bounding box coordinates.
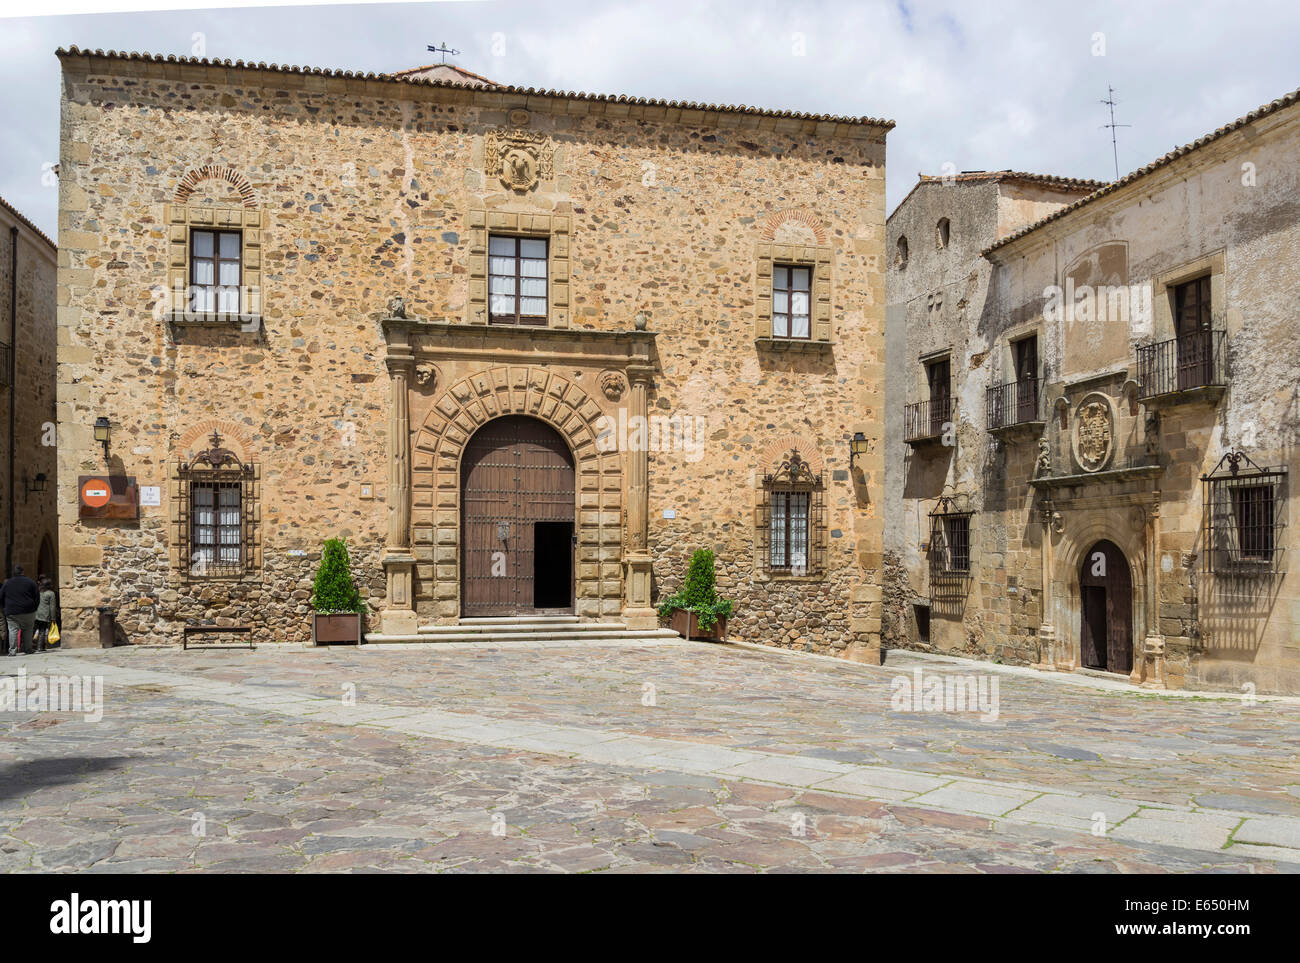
[885,88,1300,694]
[55,47,890,657]
[0,195,59,583]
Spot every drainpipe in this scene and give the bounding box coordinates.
[5,225,16,576]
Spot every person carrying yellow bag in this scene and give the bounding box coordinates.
[34,576,58,651]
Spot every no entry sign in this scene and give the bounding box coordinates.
[78,474,139,519]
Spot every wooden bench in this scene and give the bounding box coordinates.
[182,625,254,650]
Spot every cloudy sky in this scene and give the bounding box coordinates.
[2,0,1299,237]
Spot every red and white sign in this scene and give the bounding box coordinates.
[80,478,112,508]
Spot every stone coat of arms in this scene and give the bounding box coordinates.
[486,128,555,193]
[1073,396,1115,472]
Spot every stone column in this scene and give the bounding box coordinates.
[1138,491,1166,688]
[622,363,656,629]
[1035,498,1058,671]
[380,338,418,636]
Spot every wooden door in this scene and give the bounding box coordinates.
[1174,276,1212,390]
[1013,336,1038,423]
[461,416,575,617]
[927,359,951,436]
[1078,539,1133,673]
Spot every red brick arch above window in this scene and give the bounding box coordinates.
[758,433,825,475]
[175,165,258,209]
[758,208,827,245]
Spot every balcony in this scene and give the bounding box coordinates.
[904,397,953,446]
[986,377,1042,435]
[1136,330,1227,406]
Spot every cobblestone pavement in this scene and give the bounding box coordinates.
[1,642,1298,873]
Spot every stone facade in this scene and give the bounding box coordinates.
[0,196,58,583]
[885,88,1300,695]
[55,47,889,659]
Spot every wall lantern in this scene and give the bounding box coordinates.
[849,432,869,469]
[93,416,112,460]
[23,472,47,499]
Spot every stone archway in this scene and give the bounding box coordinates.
[1048,513,1150,682]
[412,365,624,622]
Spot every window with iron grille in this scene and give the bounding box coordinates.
[488,235,548,325]
[772,264,812,339]
[190,228,242,316]
[929,494,973,578]
[1202,451,1286,575]
[176,431,257,579]
[759,449,825,576]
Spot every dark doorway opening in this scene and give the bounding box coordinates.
[1079,539,1133,674]
[533,521,574,611]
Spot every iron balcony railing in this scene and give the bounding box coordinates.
[0,342,10,387]
[986,377,1040,431]
[904,397,953,443]
[1136,329,1227,399]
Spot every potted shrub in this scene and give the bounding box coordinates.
[310,538,365,645]
[657,548,734,641]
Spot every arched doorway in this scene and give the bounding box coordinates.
[461,415,575,617]
[37,534,55,580]
[1078,539,1133,673]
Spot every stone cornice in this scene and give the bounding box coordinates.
[58,46,894,140]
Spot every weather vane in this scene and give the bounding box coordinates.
[427,42,460,65]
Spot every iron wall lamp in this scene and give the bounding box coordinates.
[93,416,112,461]
[849,432,869,469]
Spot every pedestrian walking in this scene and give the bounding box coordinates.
[1,565,40,656]
[33,575,58,652]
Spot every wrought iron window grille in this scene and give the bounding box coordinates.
[176,430,258,580]
[759,449,826,576]
[1201,449,1286,576]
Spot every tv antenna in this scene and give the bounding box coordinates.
[427,42,460,64]
[1100,85,1131,180]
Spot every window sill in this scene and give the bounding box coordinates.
[755,337,832,352]
[758,570,826,583]
[169,310,262,330]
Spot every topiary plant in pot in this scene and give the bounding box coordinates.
[657,548,734,641]
[310,538,365,645]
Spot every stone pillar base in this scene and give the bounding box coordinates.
[844,641,883,665]
[1034,624,1056,671]
[382,552,417,635]
[1137,634,1166,688]
[622,553,656,629]
[380,609,419,635]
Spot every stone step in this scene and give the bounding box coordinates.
[418,620,633,634]
[363,630,682,645]
[374,627,681,644]
[457,615,581,625]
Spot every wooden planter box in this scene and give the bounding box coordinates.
[313,613,362,646]
[669,608,727,642]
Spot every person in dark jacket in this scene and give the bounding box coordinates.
[2,566,40,656]
[33,576,57,652]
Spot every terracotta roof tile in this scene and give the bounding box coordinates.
[0,194,56,252]
[57,46,895,132]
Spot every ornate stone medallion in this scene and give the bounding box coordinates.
[1071,393,1116,473]
[486,128,555,193]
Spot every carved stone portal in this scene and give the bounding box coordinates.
[1072,393,1116,472]
[486,128,555,193]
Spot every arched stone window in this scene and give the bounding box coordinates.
[936,217,951,249]
[895,235,909,270]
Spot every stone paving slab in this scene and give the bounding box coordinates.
[5,647,1300,872]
